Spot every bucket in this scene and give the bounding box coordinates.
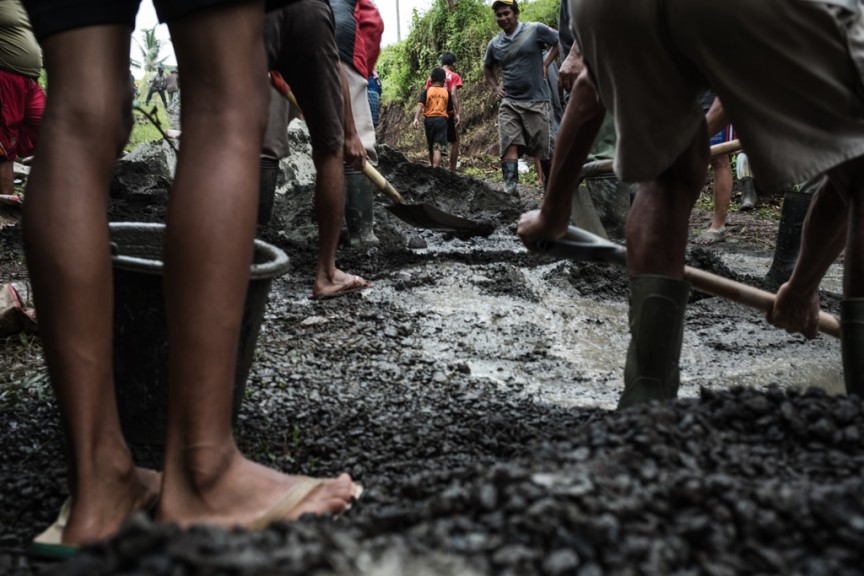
[110,222,290,445]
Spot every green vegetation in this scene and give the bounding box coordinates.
[132,26,170,73]
[126,103,172,153]
[378,0,559,105]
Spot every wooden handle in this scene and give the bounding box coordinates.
[578,140,743,180]
[683,266,841,338]
[361,162,404,204]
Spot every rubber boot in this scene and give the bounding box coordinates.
[619,275,690,409]
[344,169,379,249]
[539,159,552,191]
[501,159,519,196]
[764,190,811,291]
[258,156,279,226]
[739,176,758,211]
[841,299,864,397]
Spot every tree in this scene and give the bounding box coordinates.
[132,26,169,72]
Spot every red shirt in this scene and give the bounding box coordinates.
[424,69,463,93]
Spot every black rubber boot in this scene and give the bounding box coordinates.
[619,275,690,410]
[764,190,812,291]
[345,169,379,249]
[501,159,519,196]
[258,156,279,226]
[841,299,864,397]
[739,176,758,211]
[539,159,551,191]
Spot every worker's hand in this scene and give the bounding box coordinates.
[767,282,821,340]
[454,114,461,127]
[413,118,420,130]
[558,51,585,93]
[517,209,567,254]
[494,85,506,99]
[343,132,366,170]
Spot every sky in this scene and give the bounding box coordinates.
[131,0,432,76]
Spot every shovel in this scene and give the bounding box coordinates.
[535,225,841,338]
[570,139,744,239]
[268,72,487,233]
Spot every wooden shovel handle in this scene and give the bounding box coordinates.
[361,162,405,205]
[579,140,743,180]
[269,71,405,205]
[683,266,841,338]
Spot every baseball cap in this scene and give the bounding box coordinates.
[492,0,518,10]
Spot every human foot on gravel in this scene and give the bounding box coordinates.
[693,227,726,245]
[311,270,371,300]
[33,466,161,554]
[157,452,360,529]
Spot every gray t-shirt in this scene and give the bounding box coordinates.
[484,21,559,102]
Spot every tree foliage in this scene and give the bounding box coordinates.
[378,0,559,104]
[132,27,169,72]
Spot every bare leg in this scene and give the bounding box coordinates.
[432,149,442,168]
[627,123,709,277]
[157,2,358,528]
[693,155,731,244]
[449,136,459,172]
[21,26,160,546]
[311,148,370,298]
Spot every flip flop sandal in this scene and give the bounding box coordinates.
[30,499,78,559]
[246,476,363,530]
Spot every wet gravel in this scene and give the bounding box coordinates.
[1,140,859,575]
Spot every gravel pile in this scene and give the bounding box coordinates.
[19,386,864,576]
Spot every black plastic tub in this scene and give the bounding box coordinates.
[110,222,289,445]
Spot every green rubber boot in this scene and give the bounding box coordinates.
[841,299,864,397]
[344,168,379,249]
[258,156,279,226]
[619,275,690,409]
[501,159,519,196]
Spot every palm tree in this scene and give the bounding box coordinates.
[132,26,169,72]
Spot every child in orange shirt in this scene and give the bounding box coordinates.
[413,67,453,168]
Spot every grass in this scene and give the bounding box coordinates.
[126,102,173,153]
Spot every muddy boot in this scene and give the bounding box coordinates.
[344,169,379,249]
[842,300,864,397]
[501,159,519,196]
[619,275,690,410]
[764,190,811,291]
[258,156,279,226]
[739,176,758,211]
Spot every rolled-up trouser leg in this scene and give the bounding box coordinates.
[841,299,864,397]
[619,275,690,409]
[344,168,379,248]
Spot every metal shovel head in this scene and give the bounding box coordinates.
[535,237,626,266]
[386,202,488,233]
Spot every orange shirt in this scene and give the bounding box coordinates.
[418,85,451,118]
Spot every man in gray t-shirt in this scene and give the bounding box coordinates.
[483,0,558,195]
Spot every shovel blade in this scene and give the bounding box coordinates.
[386,203,488,233]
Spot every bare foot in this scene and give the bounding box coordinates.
[158,450,360,529]
[61,467,161,546]
[311,268,371,300]
[693,227,726,245]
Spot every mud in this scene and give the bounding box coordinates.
[0,139,855,575]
